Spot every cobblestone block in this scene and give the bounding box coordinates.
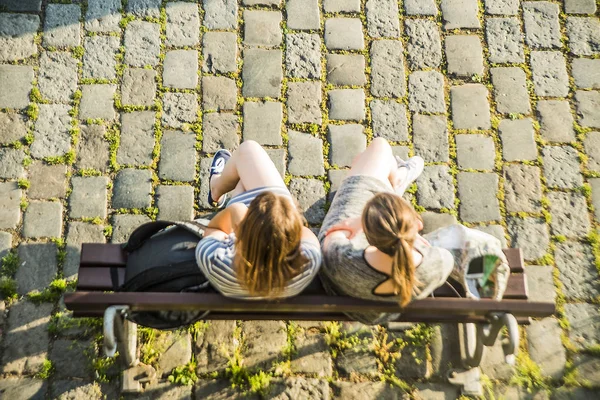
[530,51,569,97]
[541,146,583,189]
[52,381,106,399]
[565,303,600,349]
[266,148,286,177]
[0,14,39,62]
[572,59,600,89]
[527,318,566,379]
[111,214,151,243]
[324,18,364,50]
[85,0,121,33]
[413,114,449,162]
[485,0,518,15]
[118,111,155,166]
[288,130,324,176]
[70,176,108,218]
[244,10,282,46]
[76,124,109,172]
[243,49,282,98]
[328,169,348,200]
[405,19,442,69]
[287,0,320,30]
[287,82,321,124]
[243,102,283,145]
[0,113,26,145]
[525,265,556,303]
[194,380,248,399]
[204,0,237,30]
[371,100,408,142]
[163,50,198,89]
[565,17,600,56]
[156,185,195,222]
[51,340,94,380]
[572,354,600,384]
[198,158,212,209]
[328,125,366,167]
[366,0,400,38]
[291,329,332,376]
[243,321,287,370]
[523,2,561,49]
[64,222,105,279]
[0,182,20,229]
[202,76,236,111]
[112,169,153,209]
[43,4,80,48]
[124,21,161,67]
[1,301,52,375]
[421,212,458,234]
[0,378,46,400]
[82,36,119,80]
[166,2,199,47]
[585,132,600,173]
[576,90,600,128]
[490,67,531,114]
[156,331,192,378]
[450,84,491,130]
[23,201,62,239]
[328,89,365,121]
[499,118,537,162]
[414,383,459,400]
[16,243,58,295]
[536,100,575,143]
[0,148,24,179]
[39,52,78,102]
[405,0,437,15]
[456,134,495,170]
[556,241,598,300]
[286,33,321,79]
[548,192,591,237]
[127,0,161,18]
[458,172,501,222]
[0,231,11,260]
[371,40,405,98]
[485,17,524,64]
[441,0,480,29]
[0,65,33,109]
[79,84,116,120]
[202,113,239,153]
[417,166,455,210]
[333,381,406,399]
[31,104,71,158]
[408,71,445,113]
[593,180,600,221]
[269,378,329,399]
[203,32,237,74]
[289,179,326,224]
[121,68,156,107]
[244,0,281,4]
[28,163,67,199]
[507,217,550,261]
[503,164,542,213]
[326,54,366,86]
[480,340,515,380]
[0,0,41,11]
[324,0,360,13]
[337,344,379,376]
[162,92,197,128]
[196,320,236,374]
[159,130,196,182]
[565,0,597,14]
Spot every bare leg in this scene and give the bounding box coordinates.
[348,137,399,189]
[210,140,285,201]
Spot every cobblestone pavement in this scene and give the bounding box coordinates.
[1,0,600,398]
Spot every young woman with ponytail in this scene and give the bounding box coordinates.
[319,138,454,324]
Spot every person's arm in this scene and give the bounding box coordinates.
[300,226,319,247]
[204,203,248,239]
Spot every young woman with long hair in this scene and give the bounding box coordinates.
[319,138,454,324]
[196,140,321,299]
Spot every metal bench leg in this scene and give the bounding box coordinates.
[103,305,138,367]
[449,312,520,396]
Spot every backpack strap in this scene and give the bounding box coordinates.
[122,220,211,252]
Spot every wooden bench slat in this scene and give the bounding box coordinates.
[77,267,125,290]
[80,243,127,267]
[64,292,554,319]
[503,248,524,273]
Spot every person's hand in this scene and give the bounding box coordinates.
[325,216,363,239]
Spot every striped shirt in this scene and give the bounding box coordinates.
[195,186,322,299]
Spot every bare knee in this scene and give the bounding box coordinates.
[368,137,393,156]
[238,140,264,156]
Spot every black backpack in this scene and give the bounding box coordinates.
[115,218,214,330]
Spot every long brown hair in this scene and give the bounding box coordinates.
[234,191,308,297]
[362,193,422,307]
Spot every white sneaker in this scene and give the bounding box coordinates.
[394,156,424,195]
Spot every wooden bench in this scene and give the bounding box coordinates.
[64,244,555,395]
